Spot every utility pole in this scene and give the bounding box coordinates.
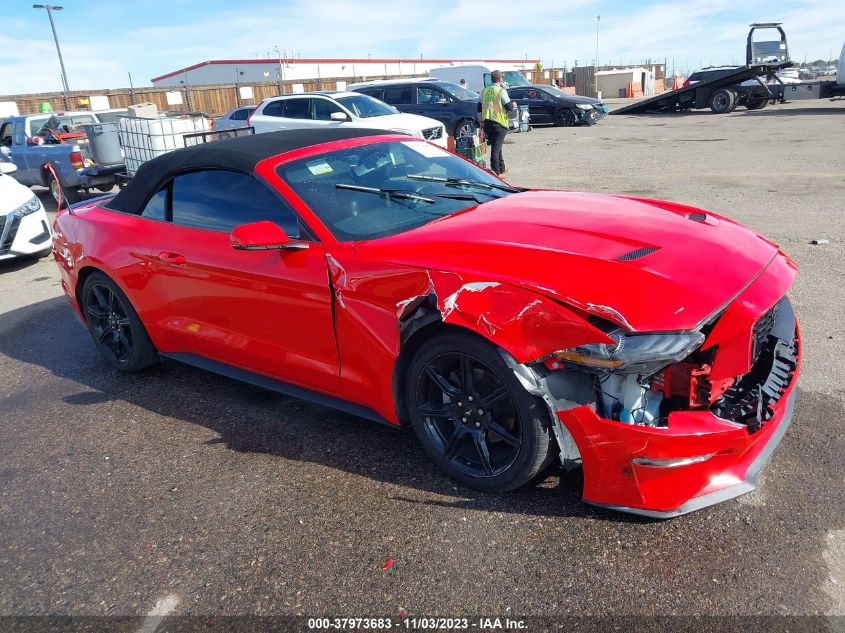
[274,45,285,95]
[128,72,137,105]
[33,4,70,101]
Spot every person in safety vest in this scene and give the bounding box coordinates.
[478,70,517,176]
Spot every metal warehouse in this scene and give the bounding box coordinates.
[150,57,540,87]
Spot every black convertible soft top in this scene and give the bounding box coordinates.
[108,128,392,214]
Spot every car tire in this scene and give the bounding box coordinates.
[81,272,159,372]
[454,119,478,138]
[47,170,81,207]
[405,331,556,492]
[709,88,737,114]
[746,97,769,110]
[554,109,578,127]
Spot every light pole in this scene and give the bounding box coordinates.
[33,4,70,94]
[594,14,601,97]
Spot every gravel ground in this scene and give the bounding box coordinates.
[0,99,843,627]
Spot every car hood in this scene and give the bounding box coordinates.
[358,112,444,131]
[354,191,783,332]
[0,172,34,212]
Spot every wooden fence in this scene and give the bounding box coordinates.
[1,76,412,117]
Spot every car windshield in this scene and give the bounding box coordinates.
[483,70,530,88]
[437,82,480,100]
[336,94,397,118]
[276,140,511,241]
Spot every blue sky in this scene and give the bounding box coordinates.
[1,0,843,94]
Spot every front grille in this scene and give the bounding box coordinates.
[422,127,443,140]
[752,301,780,363]
[711,297,796,432]
[712,335,798,432]
[0,215,20,255]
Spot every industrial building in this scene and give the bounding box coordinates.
[150,58,540,87]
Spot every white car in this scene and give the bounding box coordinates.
[247,92,448,147]
[0,162,53,261]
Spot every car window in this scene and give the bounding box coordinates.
[437,82,480,100]
[141,187,168,221]
[382,86,413,105]
[276,140,510,241]
[417,86,447,104]
[261,100,286,117]
[313,98,344,120]
[171,170,301,236]
[0,123,12,147]
[335,94,396,118]
[358,87,383,100]
[28,117,49,136]
[282,98,312,119]
[13,121,25,145]
[508,88,526,99]
[231,107,252,121]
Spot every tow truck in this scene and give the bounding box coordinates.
[613,23,796,115]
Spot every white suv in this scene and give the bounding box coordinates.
[248,92,448,147]
[0,162,53,261]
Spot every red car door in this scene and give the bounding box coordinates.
[143,169,340,395]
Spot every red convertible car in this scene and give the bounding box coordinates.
[52,129,801,518]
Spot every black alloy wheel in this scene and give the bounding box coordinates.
[555,108,578,127]
[82,273,158,372]
[406,332,555,492]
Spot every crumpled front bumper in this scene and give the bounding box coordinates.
[556,315,801,519]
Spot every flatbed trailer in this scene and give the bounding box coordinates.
[612,62,793,115]
[614,22,799,116]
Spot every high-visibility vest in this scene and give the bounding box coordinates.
[481,85,509,127]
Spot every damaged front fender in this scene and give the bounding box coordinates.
[427,271,612,364]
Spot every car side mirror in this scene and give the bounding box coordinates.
[0,162,17,174]
[230,221,308,251]
[330,112,350,121]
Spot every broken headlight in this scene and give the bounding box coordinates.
[553,331,705,373]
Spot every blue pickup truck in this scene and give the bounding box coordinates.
[0,111,125,204]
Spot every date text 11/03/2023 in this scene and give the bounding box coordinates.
[307,617,527,630]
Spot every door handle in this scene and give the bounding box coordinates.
[158,251,186,265]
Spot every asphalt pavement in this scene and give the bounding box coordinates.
[0,100,843,628]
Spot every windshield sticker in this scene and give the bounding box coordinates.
[306,160,333,176]
[401,142,450,159]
